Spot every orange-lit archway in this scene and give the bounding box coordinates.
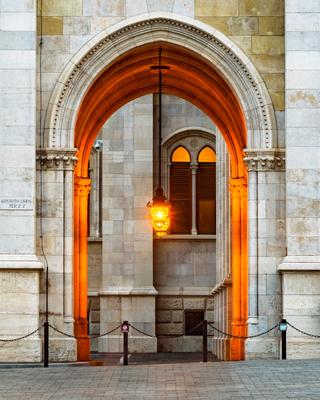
[73,42,248,361]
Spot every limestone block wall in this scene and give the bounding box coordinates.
[195,0,285,115]
[154,239,215,352]
[0,0,42,362]
[279,0,320,358]
[98,94,157,353]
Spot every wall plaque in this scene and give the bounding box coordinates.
[0,198,33,210]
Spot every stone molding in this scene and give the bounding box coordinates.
[100,287,158,296]
[0,254,43,270]
[45,13,277,150]
[211,274,232,295]
[36,148,78,170]
[278,256,320,271]
[74,177,91,197]
[229,177,247,197]
[157,287,213,296]
[243,149,285,172]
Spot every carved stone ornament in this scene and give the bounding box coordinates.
[36,148,78,170]
[243,149,285,172]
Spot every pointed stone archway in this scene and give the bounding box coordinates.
[44,14,278,361]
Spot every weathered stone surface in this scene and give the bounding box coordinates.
[195,0,238,16]
[239,0,283,16]
[259,16,284,35]
[157,298,183,310]
[38,16,63,35]
[157,323,183,336]
[42,0,82,17]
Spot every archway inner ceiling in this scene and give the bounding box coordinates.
[75,42,247,178]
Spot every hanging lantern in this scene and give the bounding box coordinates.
[147,47,171,237]
[147,187,171,237]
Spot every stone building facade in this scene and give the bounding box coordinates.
[0,0,319,362]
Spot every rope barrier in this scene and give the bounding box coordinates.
[4,320,320,345]
[90,324,122,339]
[128,324,154,337]
[48,323,122,339]
[157,320,205,338]
[287,322,320,338]
[0,326,42,342]
[208,323,279,339]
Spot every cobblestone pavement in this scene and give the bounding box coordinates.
[2,359,320,400]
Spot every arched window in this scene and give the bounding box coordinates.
[198,146,216,162]
[197,146,216,234]
[171,146,191,162]
[170,146,191,233]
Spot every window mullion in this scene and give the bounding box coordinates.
[190,162,198,235]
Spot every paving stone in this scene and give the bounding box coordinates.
[1,360,320,399]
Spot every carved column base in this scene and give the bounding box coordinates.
[229,321,246,360]
[74,318,90,361]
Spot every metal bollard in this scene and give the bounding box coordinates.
[121,321,129,366]
[203,320,208,362]
[279,319,287,360]
[44,321,49,368]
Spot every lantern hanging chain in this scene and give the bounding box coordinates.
[158,46,162,190]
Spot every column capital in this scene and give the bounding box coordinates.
[190,162,198,173]
[243,148,285,172]
[229,177,247,197]
[37,148,78,171]
[74,177,91,197]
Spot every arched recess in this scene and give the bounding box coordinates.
[44,14,277,361]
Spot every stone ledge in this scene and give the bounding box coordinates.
[278,256,320,271]
[154,234,216,240]
[211,274,232,294]
[99,287,158,296]
[0,254,43,270]
[156,287,213,296]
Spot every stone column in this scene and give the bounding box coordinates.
[37,148,78,361]
[229,177,247,361]
[74,176,91,360]
[211,133,231,360]
[0,0,43,362]
[244,149,286,359]
[89,147,102,238]
[190,163,198,235]
[278,0,320,358]
[99,95,157,353]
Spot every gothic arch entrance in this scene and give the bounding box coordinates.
[45,15,277,362]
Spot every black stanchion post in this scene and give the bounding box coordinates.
[279,319,287,360]
[203,320,207,363]
[121,321,129,366]
[44,321,49,368]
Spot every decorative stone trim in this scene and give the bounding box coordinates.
[0,254,43,270]
[229,177,247,196]
[46,15,276,150]
[211,274,232,295]
[100,287,158,296]
[36,148,78,170]
[243,149,285,172]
